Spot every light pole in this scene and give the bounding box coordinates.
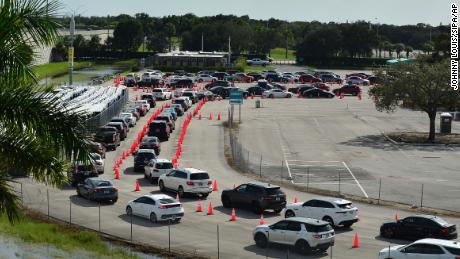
[69,15,75,86]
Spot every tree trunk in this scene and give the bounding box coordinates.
[428,112,436,143]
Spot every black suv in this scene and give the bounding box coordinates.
[148,120,170,141]
[141,93,156,108]
[94,126,120,150]
[69,162,98,186]
[221,182,286,214]
[133,149,157,172]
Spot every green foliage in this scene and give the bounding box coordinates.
[369,58,459,142]
[0,214,140,259]
[296,26,342,59]
[112,19,143,52]
[270,48,295,61]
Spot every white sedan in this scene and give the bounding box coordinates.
[262,89,293,98]
[346,76,370,86]
[378,238,460,259]
[196,74,217,82]
[126,194,184,223]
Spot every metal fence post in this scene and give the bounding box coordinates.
[330,245,333,258]
[247,150,250,172]
[378,178,382,205]
[281,160,284,182]
[266,231,270,259]
[420,184,424,208]
[47,189,49,219]
[69,199,72,226]
[259,155,262,177]
[217,224,220,259]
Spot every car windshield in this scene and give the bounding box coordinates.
[304,223,332,233]
[265,187,282,195]
[138,152,155,160]
[94,181,112,187]
[159,198,176,204]
[190,173,210,180]
[445,247,460,255]
[156,162,173,169]
[337,203,353,209]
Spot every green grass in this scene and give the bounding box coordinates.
[270,48,296,61]
[235,57,274,73]
[32,61,92,80]
[0,214,139,259]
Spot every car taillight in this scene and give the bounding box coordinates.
[159,205,167,209]
[263,195,274,200]
[93,189,100,193]
[207,180,212,185]
[440,228,449,233]
[186,181,194,186]
[114,188,118,192]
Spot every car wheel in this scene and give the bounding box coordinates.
[177,186,184,197]
[274,208,283,214]
[174,218,181,223]
[252,202,263,214]
[285,210,295,218]
[150,212,157,223]
[254,233,268,248]
[286,94,292,98]
[111,198,118,204]
[159,181,165,192]
[323,216,334,227]
[201,193,209,199]
[144,172,148,179]
[126,206,133,216]
[222,195,232,208]
[295,239,311,255]
[342,223,353,228]
[381,227,395,238]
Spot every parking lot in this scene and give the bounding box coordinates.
[15,68,460,259]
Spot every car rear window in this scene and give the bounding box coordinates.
[152,89,163,93]
[159,198,175,204]
[304,224,332,233]
[445,247,460,255]
[95,181,112,187]
[190,173,210,180]
[156,162,173,169]
[265,187,283,195]
[138,152,155,160]
[432,217,450,226]
[337,203,353,209]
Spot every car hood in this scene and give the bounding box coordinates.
[379,245,404,254]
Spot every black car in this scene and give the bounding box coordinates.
[69,162,98,186]
[212,87,248,99]
[380,215,457,240]
[247,72,264,81]
[77,177,118,203]
[221,182,286,214]
[196,90,217,101]
[175,79,194,89]
[256,80,274,90]
[205,80,230,90]
[140,136,161,155]
[141,93,156,108]
[106,122,127,140]
[155,114,175,131]
[133,149,157,172]
[148,120,170,141]
[302,88,334,98]
[94,126,120,150]
[172,98,189,111]
[265,73,283,83]
[212,72,229,81]
[110,117,130,133]
[247,86,265,96]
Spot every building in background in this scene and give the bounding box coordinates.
[154,51,229,68]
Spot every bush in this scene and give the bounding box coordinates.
[297,57,388,68]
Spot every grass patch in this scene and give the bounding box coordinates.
[387,132,460,144]
[270,48,295,61]
[32,61,92,80]
[0,214,139,259]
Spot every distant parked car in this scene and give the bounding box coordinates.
[299,74,322,83]
[196,74,217,82]
[253,217,335,255]
[262,89,293,98]
[212,72,230,81]
[205,80,230,89]
[285,197,359,228]
[380,215,458,240]
[158,168,213,198]
[126,194,184,223]
[221,182,286,214]
[94,126,120,150]
[90,153,104,174]
[106,122,126,140]
[332,84,361,96]
[247,86,265,96]
[247,58,270,66]
[88,140,106,159]
[144,159,174,184]
[141,93,157,108]
[232,73,254,83]
[247,72,264,81]
[378,239,460,259]
[346,73,370,79]
[76,177,118,203]
[346,76,370,86]
[120,112,137,127]
[320,74,343,84]
[302,88,335,98]
[170,104,185,116]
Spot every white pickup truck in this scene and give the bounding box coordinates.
[246,58,270,66]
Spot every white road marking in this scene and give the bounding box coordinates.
[289,164,344,168]
[342,161,369,198]
[292,182,357,186]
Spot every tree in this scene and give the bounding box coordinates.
[394,43,405,58]
[0,0,91,222]
[296,27,342,59]
[112,19,143,52]
[88,35,102,52]
[404,45,413,58]
[147,32,169,52]
[163,22,176,51]
[369,59,459,142]
[420,41,434,54]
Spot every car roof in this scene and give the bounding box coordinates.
[413,238,460,248]
[247,182,279,188]
[137,149,156,153]
[284,217,329,226]
[315,197,351,204]
[154,158,171,163]
[182,168,207,174]
[151,120,167,124]
[144,194,176,201]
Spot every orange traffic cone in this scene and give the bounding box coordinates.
[207,201,214,215]
[294,196,298,203]
[358,92,362,100]
[135,180,140,192]
[395,212,399,221]
[259,214,265,225]
[230,208,237,221]
[114,168,120,180]
[196,200,203,212]
[198,114,202,120]
[209,113,213,120]
[217,113,221,120]
[213,180,219,191]
[352,232,359,248]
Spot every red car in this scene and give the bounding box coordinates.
[313,82,330,91]
[332,84,361,96]
[299,74,323,83]
[232,73,254,83]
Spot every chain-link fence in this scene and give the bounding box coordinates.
[229,130,460,213]
[84,89,129,134]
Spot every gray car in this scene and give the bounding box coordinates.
[77,177,118,203]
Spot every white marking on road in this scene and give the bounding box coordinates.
[342,161,369,198]
[286,160,342,163]
[289,164,344,168]
[292,182,357,186]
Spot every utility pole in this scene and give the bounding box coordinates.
[69,15,75,86]
[228,35,231,66]
[201,33,204,52]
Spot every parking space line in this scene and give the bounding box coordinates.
[342,161,369,198]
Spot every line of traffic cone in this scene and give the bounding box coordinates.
[196,200,203,212]
[217,113,221,121]
[213,180,219,191]
[259,214,265,225]
[209,113,213,120]
[207,201,214,215]
[294,196,298,203]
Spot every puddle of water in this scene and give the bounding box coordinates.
[0,234,163,259]
[40,65,122,86]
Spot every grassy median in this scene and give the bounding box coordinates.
[32,61,92,80]
[0,213,140,259]
[269,48,295,61]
